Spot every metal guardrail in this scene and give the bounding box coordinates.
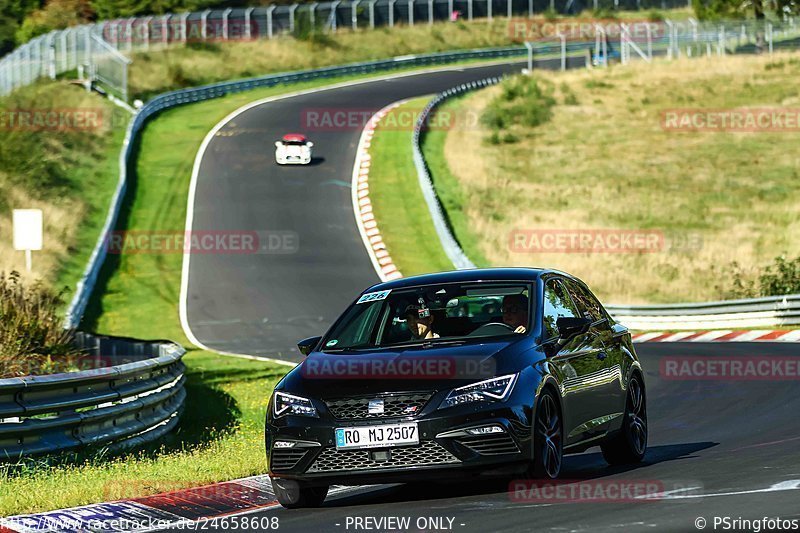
[605,294,800,330]
[0,333,186,459]
[64,46,538,327]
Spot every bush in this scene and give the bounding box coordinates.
[480,75,556,131]
[715,255,800,300]
[15,0,93,44]
[0,272,82,378]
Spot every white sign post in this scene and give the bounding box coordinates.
[13,209,43,272]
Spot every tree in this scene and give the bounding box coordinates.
[15,0,92,43]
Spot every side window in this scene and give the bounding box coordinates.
[542,279,580,339]
[565,281,605,323]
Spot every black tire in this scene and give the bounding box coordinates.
[601,374,647,465]
[530,388,563,479]
[273,479,328,509]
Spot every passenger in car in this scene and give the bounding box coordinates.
[502,294,529,334]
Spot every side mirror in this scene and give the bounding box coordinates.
[274,141,282,148]
[556,316,592,340]
[306,141,314,148]
[297,336,322,356]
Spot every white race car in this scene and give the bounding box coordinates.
[275,133,313,165]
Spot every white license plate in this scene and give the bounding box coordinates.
[335,423,419,450]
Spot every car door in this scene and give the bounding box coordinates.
[541,277,608,446]
[563,279,626,433]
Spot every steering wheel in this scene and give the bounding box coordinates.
[468,322,514,337]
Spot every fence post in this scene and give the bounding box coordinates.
[524,41,533,71]
[665,19,673,59]
[181,13,189,43]
[310,3,318,30]
[268,5,277,38]
[448,0,454,19]
[487,0,492,21]
[528,0,532,16]
[468,0,473,20]
[389,0,396,26]
[222,8,232,40]
[369,0,376,29]
[767,22,773,54]
[353,0,361,29]
[429,0,434,25]
[331,0,342,31]
[408,0,414,25]
[289,4,299,32]
[507,0,511,18]
[559,32,565,70]
[201,10,210,40]
[244,8,254,39]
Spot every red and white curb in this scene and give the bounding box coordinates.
[0,475,367,532]
[632,329,800,343]
[351,100,410,283]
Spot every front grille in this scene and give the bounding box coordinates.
[306,441,459,473]
[271,448,309,471]
[324,393,433,420]
[457,434,520,456]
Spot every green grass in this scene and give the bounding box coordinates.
[366,98,454,276]
[0,350,285,515]
[0,83,125,297]
[428,53,800,304]
[421,96,493,269]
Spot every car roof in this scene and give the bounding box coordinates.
[363,267,576,293]
[282,133,308,142]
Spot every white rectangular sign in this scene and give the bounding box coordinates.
[13,209,43,251]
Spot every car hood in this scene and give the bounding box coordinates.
[280,338,530,398]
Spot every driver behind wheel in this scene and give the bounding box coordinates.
[502,294,529,334]
[403,304,440,340]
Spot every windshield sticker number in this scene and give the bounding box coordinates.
[357,290,392,304]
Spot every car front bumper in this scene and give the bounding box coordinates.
[265,398,534,487]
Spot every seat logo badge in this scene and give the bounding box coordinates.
[368,399,384,415]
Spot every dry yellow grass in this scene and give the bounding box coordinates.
[441,52,800,303]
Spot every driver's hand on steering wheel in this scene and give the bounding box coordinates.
[514,325,526,334]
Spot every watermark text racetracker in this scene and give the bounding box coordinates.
[662,108,800,132]
[302,355,496,380]
[509,229,703,254]
[104,230,299,255]
[661,356,800,381]
[509,479,703,504]
[301,107,480,132]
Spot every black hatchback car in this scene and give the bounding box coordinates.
[265,268,647,508]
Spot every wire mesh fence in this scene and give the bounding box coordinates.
[0,0,695,100]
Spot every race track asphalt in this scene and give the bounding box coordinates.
[182,59,800,532]
[183,58,581,361]
[216,343,800,533]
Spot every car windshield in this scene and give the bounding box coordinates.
[321,282,532,352]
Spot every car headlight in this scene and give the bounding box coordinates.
[273,391,318,418]
[439,374,518,409]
